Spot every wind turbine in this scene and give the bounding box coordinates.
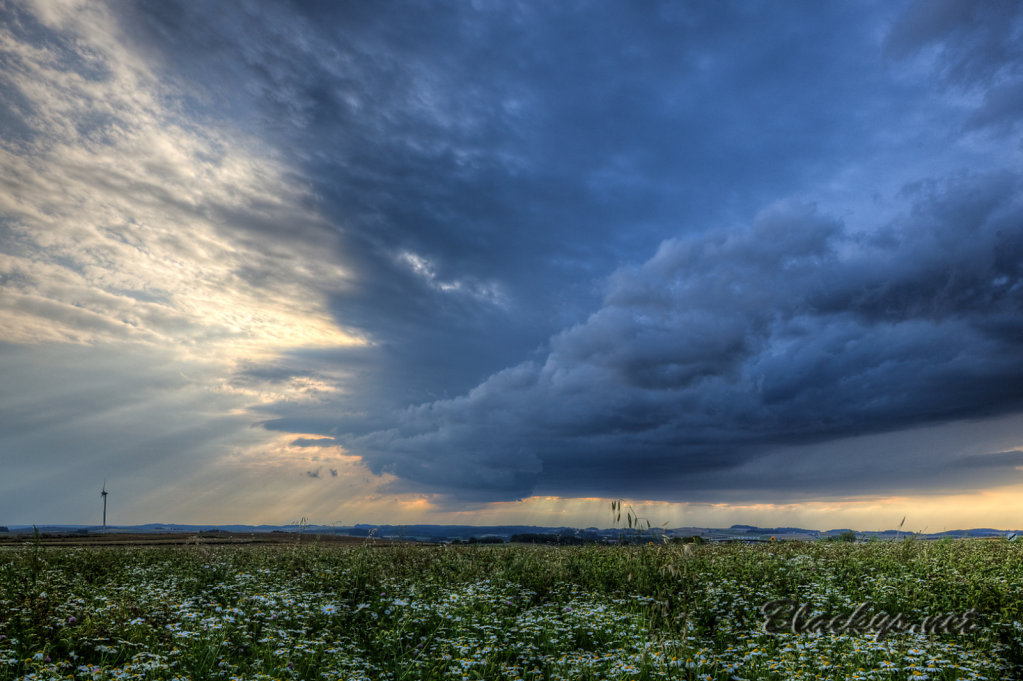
[101,480,109,530]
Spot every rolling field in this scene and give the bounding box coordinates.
[1,539,1021,680]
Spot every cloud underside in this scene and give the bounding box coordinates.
[350,174,1023,502]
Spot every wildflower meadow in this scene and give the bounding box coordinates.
[2,538,1022,680]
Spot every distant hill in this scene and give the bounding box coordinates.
[4,522,1020,542]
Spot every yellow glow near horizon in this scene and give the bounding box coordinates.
[121,477,1023,530]
[443,489,1023,532]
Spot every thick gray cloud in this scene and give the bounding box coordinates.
[348,172,1023,501]
[887,0,1023,137]
[886,0,1022,86]
[109,0,928,403]
[114,0,1023,502]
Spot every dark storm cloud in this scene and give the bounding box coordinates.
[6,0,1023,519]
[348,173,1023,501]
[102,0,1023,503]
[111,0,905,405]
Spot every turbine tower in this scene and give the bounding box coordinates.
[101,480,108,530]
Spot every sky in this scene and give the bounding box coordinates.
[1,0,1022,531]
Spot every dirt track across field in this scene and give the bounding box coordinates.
[0,531,412,547]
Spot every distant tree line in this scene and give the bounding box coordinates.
[447,533,712,546]
[509,533,596,545]
[666,536,705,545]
[448,536,507,544]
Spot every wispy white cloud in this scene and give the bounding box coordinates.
[397,250,507,306]
[0,0,362,361]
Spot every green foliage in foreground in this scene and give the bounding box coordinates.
[1,539,1022,680]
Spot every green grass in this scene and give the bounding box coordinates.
[2,539,1022,680]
